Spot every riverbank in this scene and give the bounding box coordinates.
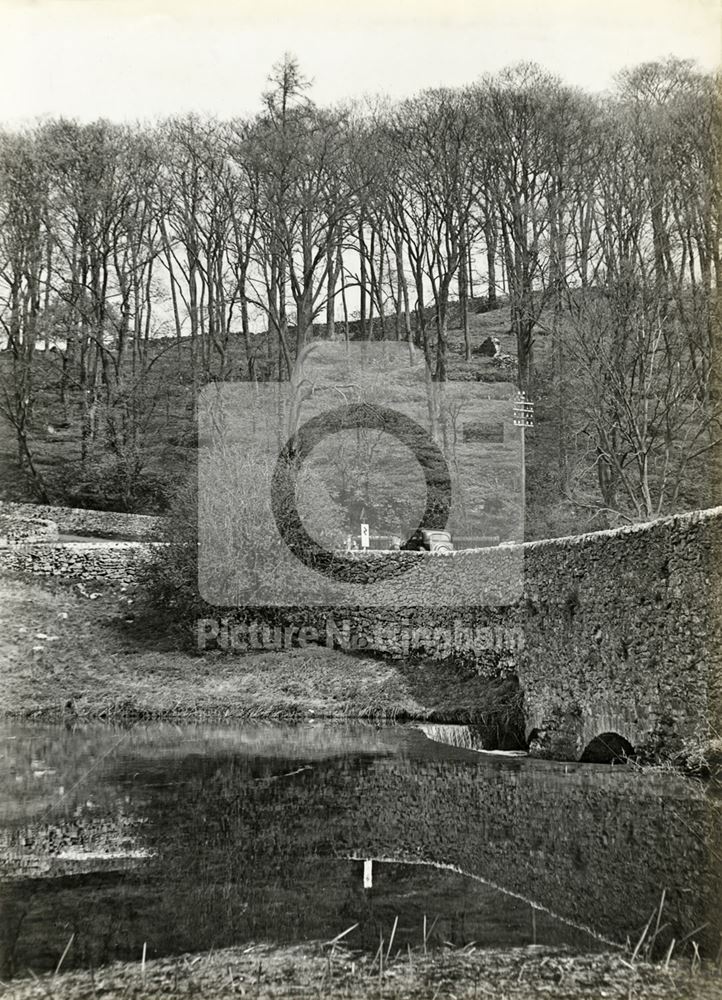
[4,940,721,1000]
[0,574,521,737]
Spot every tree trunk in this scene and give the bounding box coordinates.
[458,231,471,361]
[485,216,498,308]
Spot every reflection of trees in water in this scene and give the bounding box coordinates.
[341,758,721,956]
[1,748,720,978]
[136,752,719,956]
[0,871,137,979]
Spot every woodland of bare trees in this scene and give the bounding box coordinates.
[0,55,719,528]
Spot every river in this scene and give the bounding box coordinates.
[0,720,719,979]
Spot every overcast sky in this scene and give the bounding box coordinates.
[0,0,719,124]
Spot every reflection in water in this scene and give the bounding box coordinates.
[348,856,621,948]
[0,720,719,980]
[419,723,527,754]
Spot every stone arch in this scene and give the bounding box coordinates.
[579,732,635,764]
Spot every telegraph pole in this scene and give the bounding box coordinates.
[513,391,535,505]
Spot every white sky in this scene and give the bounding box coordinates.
[0,0,719,124]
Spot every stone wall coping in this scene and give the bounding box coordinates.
[0,501,163,541]
[0,516,57,530]
[11,540,165,550]
[329,506,722,558]
[2,501,721,552]
[517,504,722,552]
[0,500,162,523]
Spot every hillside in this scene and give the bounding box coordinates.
[1,296,717,542]
[0,302,525,512]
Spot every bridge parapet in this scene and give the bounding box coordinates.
[518,505,722,760]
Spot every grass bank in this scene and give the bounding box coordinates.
[3,940,720,1000]
[0,574,522,737]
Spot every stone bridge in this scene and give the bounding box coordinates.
[2,499,721,761]
[514,506,722,760]
[239,505,722,761]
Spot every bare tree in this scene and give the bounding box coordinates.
[0,130,51,497]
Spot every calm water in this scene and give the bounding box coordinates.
[0,721,720,980]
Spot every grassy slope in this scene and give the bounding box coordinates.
[4,941,720,1000]
[0,301,619,540]
[0,573,519,726]
[2,299,716,535]
[0,304,525,727]
[0,305,518,508]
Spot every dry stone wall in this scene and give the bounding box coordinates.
[0,541,157,586]
[0,515,58,545]
[0,501,162,540]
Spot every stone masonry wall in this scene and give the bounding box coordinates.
[3,499,720,760]
[0,541,157,586]
[0,501,162,540]
[207,506,722,759]
[0,515,58,545]
[518,506,722,759]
